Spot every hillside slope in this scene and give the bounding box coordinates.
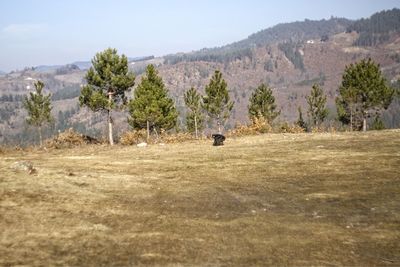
[1,10,399,145]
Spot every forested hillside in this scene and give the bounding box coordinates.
[1,9,399,145]
[164,17,351,65]
[347,8,400,46]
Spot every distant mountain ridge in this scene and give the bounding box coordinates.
[164,17,353,64]
[346,8,400,46]
[164,9,400,65]
[231,17,352,48]
[31,55,155,73]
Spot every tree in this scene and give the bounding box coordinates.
[336,58,394,131]
[296,106,307,131]
[202,70,234,133]
[307,83,328,127]
[23,80,53,146]
[248,83,280,124]
[184,87,204,138]
[370,115,385,130]
[335,86,360,131]
[79,48,135,145]
[128,64,178,140]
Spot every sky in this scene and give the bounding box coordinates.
[0,0,399,72]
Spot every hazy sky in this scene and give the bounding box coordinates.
[0,0,399,72]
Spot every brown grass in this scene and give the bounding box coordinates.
[1,130,399,266]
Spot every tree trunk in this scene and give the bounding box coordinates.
[194,115,198,139]
[217,115,221,134]
[108,109,114,146]
[146,120,150,142]
[350,108,353,132]
[38,126,42,147]
[363,117,367,132]
[108,92,114,146]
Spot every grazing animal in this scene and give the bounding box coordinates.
[212,134,225,146]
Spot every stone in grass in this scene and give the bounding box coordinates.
[212,134,226,146]
[137,142,147,148]
[10,161,37,174]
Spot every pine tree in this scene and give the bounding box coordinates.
[248,83,280,124]
[23,80,53,146]
[79,48,135,145]
[336,58,394,131]
[335,86,360,131]
[296,106,307,131]
[128,64,178,140]
[307,83,328,127]
[370,115,385,130]
[184,87,204,138]
[202,70,234,133]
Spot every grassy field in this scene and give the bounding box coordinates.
[1,130,399,266]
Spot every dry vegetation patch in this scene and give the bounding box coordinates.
[45,128,101,148]
[1,130,399,266]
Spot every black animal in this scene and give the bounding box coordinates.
[212,134,225,146]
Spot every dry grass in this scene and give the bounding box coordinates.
[1,130,399,266]
[46,128,101,148]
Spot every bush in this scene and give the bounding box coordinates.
[370,116,385,130]
[278,122,305,133]
[227,117,272,137]
[46,128,100,148]
[120,129,199,145]
[160,131,197,143]
[310,126,326,133]
[120,129,147,145]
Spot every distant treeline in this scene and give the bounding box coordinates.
[347,8,400,46]
[164,47,253,65]
[164,18,351,65]
[241,18,351,48]
[129,55,155,63]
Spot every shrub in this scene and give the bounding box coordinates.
[370,116,385,130]
[311,126,326,133]
[120,129,147,145]
[227,117,272,137]
[159,131,197,144]
[46,128,100,148]
[278,122,305,133]
[120,129,201,145]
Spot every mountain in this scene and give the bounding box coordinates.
[0,70,6,75]
[164,17,352,64]
[1,9,399,145]
[128,55,155,62]
[34,64,63,73]
[347,8,400,46]
[71,61,91,70]
[31,55,156,74]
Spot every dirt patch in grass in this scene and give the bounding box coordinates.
[1,130,399,266]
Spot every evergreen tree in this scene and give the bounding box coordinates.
[202,70,234,133]
[184,87,204,138]
[296,106,307,131]
[248,83,280,124]
[370,115,385,130]
[336,58,394,131]
[79,48,135,145]
[335,85,361,131]
[23,80,53,146]
[307,83,328,127]
[128,64,178,140]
